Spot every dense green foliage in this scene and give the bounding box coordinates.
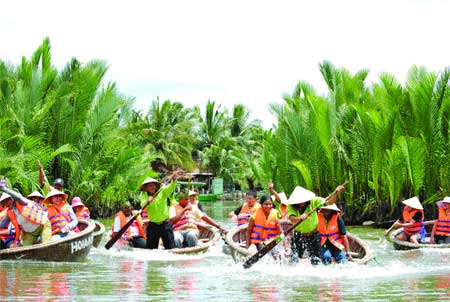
[2,39,449,221]
[0,39,263,216]
[264,61,450,222]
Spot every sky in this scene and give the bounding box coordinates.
[1,0,450,129]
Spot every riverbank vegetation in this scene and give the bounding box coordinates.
[1,38,449,222]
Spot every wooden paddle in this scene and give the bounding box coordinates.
[243,181,348,269]
[0,180,32,205]
[104,169,184,250]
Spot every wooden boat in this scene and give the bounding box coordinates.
[91,219,106,248]
[390,220,450,250]
[225,221,373,265]
[112,221,221,254]
[0,219,95,261]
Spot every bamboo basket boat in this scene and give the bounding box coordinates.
[0,219,95,262]
[225,221,373,265]
[390,220,450,250]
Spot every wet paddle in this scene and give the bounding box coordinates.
[104,169,184,250]
[243,182,348,269]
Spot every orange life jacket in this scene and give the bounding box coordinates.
[75,206,90,220]
[47,203,73,235]
[172,204,198,231]
[15,201,47,225]
[250,208,280,244]
[435,207,450,236]
[318,212,345,250]
[112,211,146,239]
[237,203,261,226]
[280,204,287,218]
[2,209,21,243]
[402,208,424,236]
[0,209,12,241]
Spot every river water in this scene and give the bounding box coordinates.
[1,200,449,301]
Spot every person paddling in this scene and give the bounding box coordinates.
[287,185,345,265]
[384,197,424,244]
[431,197,450,244]
[139,170,184,250]
[317,203,352,264]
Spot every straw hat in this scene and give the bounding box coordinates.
[288,186,316,205]
[0,192,12,204]
[402,196,423,210]
[320,203,341,212]
[44,188,68,203]
[27,191,44,199]
[140,177,160,190]
[71,196,85,208]
[436,196,450,208]
[278,192,288,205]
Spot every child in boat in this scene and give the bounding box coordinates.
[317,203,352,264]
[112,201,146,248]
[431,197,450,244]
[169,190,226,248]
[229,191,261,226]
[246,195,282,255]
[384,197,424,244]
[27,191,45,207]
[0,186,51,246]
[71,197,91,220]
[45,188,78,240]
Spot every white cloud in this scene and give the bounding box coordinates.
[1,0,450,128]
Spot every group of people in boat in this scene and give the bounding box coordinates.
[112,169,227,250]
[384,196,450,245]
[0,174,91,250]
[229,182,350,265]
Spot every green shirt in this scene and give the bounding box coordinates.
[140,182,177,223]
[286,197,325,234]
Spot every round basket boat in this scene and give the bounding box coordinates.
[390,220,450,250]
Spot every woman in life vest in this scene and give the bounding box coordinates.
[169,190,226,248]
[71,197,91,220]
[112,201,146,248]
[384,197,424,244]
[0,190,51,246]
[317,203,352,264]
[431,197,450,244]
[246,195,282,252]
[27,191,45,207]
[0,204,15,249]
[45,188,78,239]
[228,191,261,226]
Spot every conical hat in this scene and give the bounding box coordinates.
[188,190,197,196]
[437,196,450,207]
[44,188,68,203]
[288,186,316,205]
[320,203,341,212]
[140,177,160,189]
[27,191,44,199]
[278,192,288,205]
[402,196,423,210]
[0,192,12,203]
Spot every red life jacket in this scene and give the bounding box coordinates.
[75,206,90,220]
[3,209,21,243]
[237,203,261,226]
[402,208,424,236]
[112,211,146,239]
[172,204,198,231]
[47,203,73,235]
[0,209,12,241]
[250,208,280,244]
[318,212,345,250]
[435,207,450,236]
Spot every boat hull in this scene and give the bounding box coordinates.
[0,219,95,262]
[92,219,106,248]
